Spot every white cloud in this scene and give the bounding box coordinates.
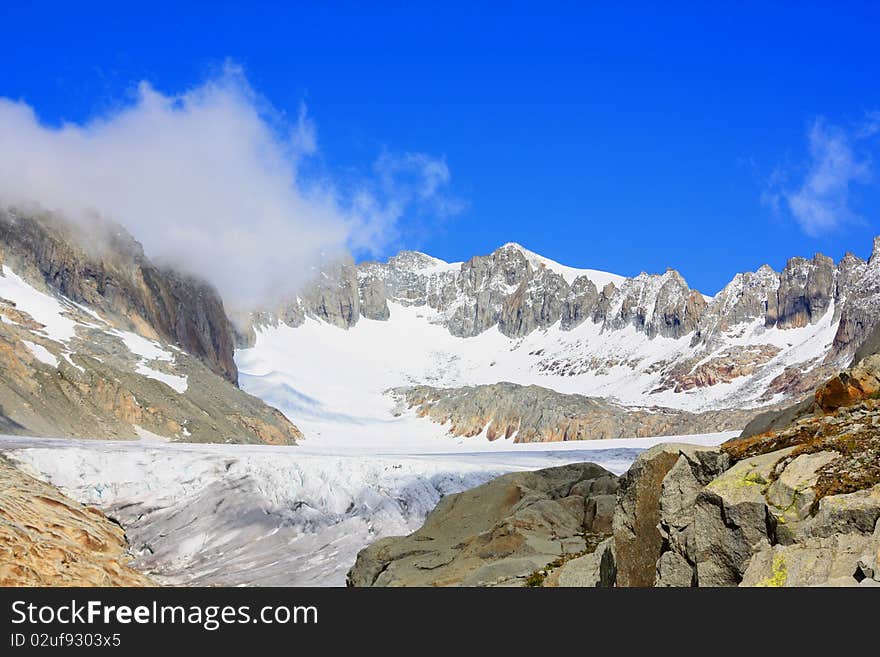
[766,114,876,236]
[0,65,459,306]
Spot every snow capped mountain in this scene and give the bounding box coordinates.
[236,238,880,446]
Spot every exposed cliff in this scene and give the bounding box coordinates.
[394,382,761,442]
[0,209,301,444]
[0,209,238,384]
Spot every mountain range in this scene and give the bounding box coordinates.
[3,207,880,444]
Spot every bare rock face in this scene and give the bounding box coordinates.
[658,344,782,392]
[0,209,238,384]
[275,255,362,329]
[358,273,390,320]
[0,458,153,586]
[830,239,880,359]
[346,462,617,587]
[394,383,758,443]
[766,254,835,329]
[441,245,535,337]
[612,443,727,587]
[560,275,599,330]
[600,270,705,339]
[498,268,569,337]
[694,266,779,344]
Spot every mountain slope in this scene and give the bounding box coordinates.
[0,209,300,444]
[0,209,237,383]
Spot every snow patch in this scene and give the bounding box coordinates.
[135,363,188,393]
[0,266,78,342]
[21,340,58,368]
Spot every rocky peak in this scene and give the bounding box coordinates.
[385,250,451,273]
[871,236,880,267]
[600,269,702,339]
[766,253,835,329]
[561,275,600,330]
[273,255,361,330]
[253,236,880,369]
[694,265,779,345]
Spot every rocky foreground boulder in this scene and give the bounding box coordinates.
[0,457,153,586]
[347,463,619,587]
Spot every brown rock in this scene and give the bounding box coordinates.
[0,458,154,586]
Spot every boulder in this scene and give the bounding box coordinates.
[653,448,730,586]
[741,531,879,587]
[613,443,727,587]
[765,451,841,539]
[347,462,617,587]
[545,537,616,588]
[692,448,795,586]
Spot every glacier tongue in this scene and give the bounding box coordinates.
[0,433,731,586]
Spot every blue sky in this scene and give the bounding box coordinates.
[2,2,879,294]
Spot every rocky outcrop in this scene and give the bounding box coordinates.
[829,239,880,359]
[394,383,762,443]
[560,275,599,330]
[0,457,153,586]
[612,443,729,586]
[0,256,301,444]
[358,273,391,320]
[347,463,618,587]
[601,270,707,339]
[0,209,238,384]
[498,268,569,336]
[657,344,782,392]
[766,254,835,329]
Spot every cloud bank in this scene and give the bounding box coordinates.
[764,114,877,236]
[0,66,459,306]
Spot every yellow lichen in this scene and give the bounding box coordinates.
[756,553,788,588]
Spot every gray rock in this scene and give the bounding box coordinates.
[394,382,757,444]
[560,275,599,330]
[805,484,880,539]
[692,449,795,586]
[347,462,617,587]
[549,537,616,587]
[766,254,835,330]
[357,273,390,320]
[498,268,569,337]
[740,532,878,587]
[655,550,694,587]
[613,443,725,587]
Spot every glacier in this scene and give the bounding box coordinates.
[0,432,732,586]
